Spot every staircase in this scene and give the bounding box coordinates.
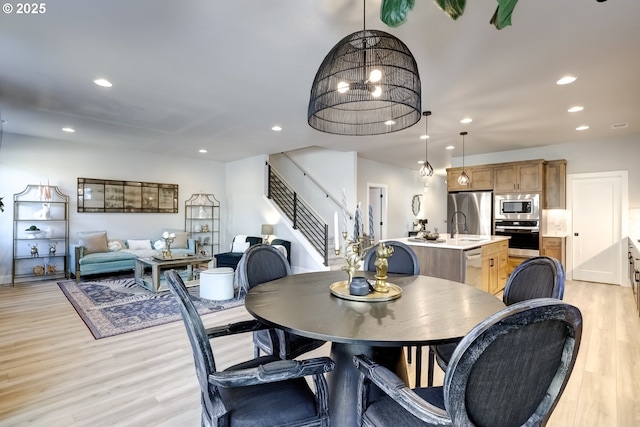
[266,161,346,269]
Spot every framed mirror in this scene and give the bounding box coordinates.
[411,194,421,216]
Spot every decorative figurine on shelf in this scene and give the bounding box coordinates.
[201,224,210,233]
[199,206,206,219]
[373,241,394,293]
[29,243,39,258]
[49,242,57,256]
[161,231,175,259]
[47,264,57,274]
[33,202,51,219]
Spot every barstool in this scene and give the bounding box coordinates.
[199,267,235,300]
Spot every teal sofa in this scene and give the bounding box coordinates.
[69,231,195,282]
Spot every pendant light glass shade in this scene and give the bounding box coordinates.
[308,29,421,136]
[418,111,434,177]
[457,131,470,185]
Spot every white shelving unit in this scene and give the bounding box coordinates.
[12,185,69,284]
[185,193,220,257]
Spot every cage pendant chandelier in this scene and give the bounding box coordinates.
[419,111,434,177]
[308,1,421,136]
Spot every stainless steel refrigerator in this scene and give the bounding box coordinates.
[447,191,493,236]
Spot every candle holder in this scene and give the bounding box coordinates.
[161,232,176,259]
[336,231,374,285]
[372,241,394,293]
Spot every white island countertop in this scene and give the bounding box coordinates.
[393,235,510,251]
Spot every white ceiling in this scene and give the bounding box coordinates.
[0,0,638,173]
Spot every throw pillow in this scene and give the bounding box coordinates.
[79,231,109,254]
[163,230,188,249]
[107,240,123,251]
[127,239,152,250]
[232,239,250,253]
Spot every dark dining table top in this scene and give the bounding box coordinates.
[244,270,506,347]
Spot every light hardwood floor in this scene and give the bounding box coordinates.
[1,278,639,426]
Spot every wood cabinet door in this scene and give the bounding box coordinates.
[493,166,517,193]
[545,161,566,208]
[469,168,494,190]
[518,162,544,193]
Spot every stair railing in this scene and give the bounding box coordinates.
[267,163,329,266]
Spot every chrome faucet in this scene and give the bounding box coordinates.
[450,211,468,238]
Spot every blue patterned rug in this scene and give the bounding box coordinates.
[58,276,244,339]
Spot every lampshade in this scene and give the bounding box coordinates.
[418,111,434,177]
[308,29,422,136]
[261,224,274,236]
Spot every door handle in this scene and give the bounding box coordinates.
[574,233,579,236]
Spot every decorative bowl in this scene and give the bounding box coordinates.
[424,233,440,241]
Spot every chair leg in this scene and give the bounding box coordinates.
[415,346,422,387]
[427,347,435,387]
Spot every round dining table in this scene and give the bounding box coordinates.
[244,270,505,427]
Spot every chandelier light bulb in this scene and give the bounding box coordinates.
[371,86,382,97]
[368,69,382,82]
[337,81,349,93]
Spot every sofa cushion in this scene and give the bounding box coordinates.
[79,231,109,254]
[108,240,124,251]
[127,239,152,250]
[79,251,139,265]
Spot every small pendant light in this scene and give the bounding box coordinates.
[457,131,470,185]
[419,111,434,177]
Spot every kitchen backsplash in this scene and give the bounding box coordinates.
[542,209,568,236]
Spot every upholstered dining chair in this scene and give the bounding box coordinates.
[363,240,422,377]
[353,298,582,427]
[165,270,334,427]
[427,255,565,387]
[236,244,326,360]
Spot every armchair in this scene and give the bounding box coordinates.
[164,269,334,427]
[353,298,582,427]
[214,235,262,269]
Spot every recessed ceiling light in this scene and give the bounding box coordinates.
[199,149,208,153]
[611,123,629,129]
[460,117,473,124]
[576,125,589,131]
[271,125,282,131]
[385,120,396,126]
[62,127,75,133]
[568,106,584,113]
[419,134,429,140]
[446,145,455,150]
[557,76,577,85]
[417,160,425,164]
[93,78,112,88]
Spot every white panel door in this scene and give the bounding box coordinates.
[569,172,623,284]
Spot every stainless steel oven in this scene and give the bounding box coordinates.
[494,193,540,221]
[494,220,540,257]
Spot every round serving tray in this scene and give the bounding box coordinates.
[329,280,402,302]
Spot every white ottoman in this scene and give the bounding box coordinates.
[199,267,235,300]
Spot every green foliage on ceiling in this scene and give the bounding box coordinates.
[380,0,520,30]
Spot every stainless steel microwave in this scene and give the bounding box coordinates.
[494,193,540,220]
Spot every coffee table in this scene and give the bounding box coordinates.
[134,255,214,292]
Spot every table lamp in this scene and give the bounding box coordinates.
[261,224,274,244]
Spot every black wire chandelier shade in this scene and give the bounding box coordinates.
[308,29,422,136]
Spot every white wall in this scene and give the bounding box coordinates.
[0,133,226,283]
[224,155,325,273]
[356,158,446,239]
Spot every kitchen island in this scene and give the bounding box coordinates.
[393,235,510,294]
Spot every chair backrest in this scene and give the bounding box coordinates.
[363,240,420,275]
[503,256,565,305]
[443,298,582,427]
[164,270,221,422]
[238,244,292,291]
[270,238,292,264]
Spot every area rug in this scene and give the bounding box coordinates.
[58,276,244,339]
